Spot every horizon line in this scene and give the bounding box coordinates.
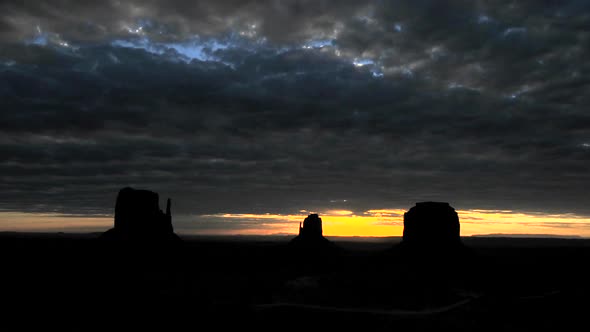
[1,230,588,240]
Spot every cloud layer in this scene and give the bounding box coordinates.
[1,1,590,226]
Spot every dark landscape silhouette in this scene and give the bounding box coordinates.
[3,192,590,332]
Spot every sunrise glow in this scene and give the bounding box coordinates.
[3,208,590,237]
[202,209,590,237]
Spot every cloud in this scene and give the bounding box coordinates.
[0,0,590,227]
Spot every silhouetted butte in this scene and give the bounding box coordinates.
[100,187,181,243]
[401,202,463,250]
[289,214,333,248]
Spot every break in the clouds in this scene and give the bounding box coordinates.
[1,1,590,233]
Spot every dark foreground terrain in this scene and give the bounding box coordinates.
[3,233,590,331]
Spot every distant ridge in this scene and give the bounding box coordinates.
[471,234,584,239]
[0,231,103,239]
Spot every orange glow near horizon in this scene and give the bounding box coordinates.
[321,214,403,236]
[1,208,590,237]
[457,210,590,237]
[0,212,112,232]
[202,208,590,237]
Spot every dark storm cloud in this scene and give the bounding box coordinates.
[0,0,364,43]
[1,0,590,224]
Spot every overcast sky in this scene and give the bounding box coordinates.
[1,1,590,233]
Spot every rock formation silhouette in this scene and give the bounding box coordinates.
[299,213,323,238]
[394,200,468,270]
[100,187,181,243]
[402,202,462,248]
[289,214,333,248]
[395,202,475,306]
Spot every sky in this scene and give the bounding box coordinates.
[1,0,590,237]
